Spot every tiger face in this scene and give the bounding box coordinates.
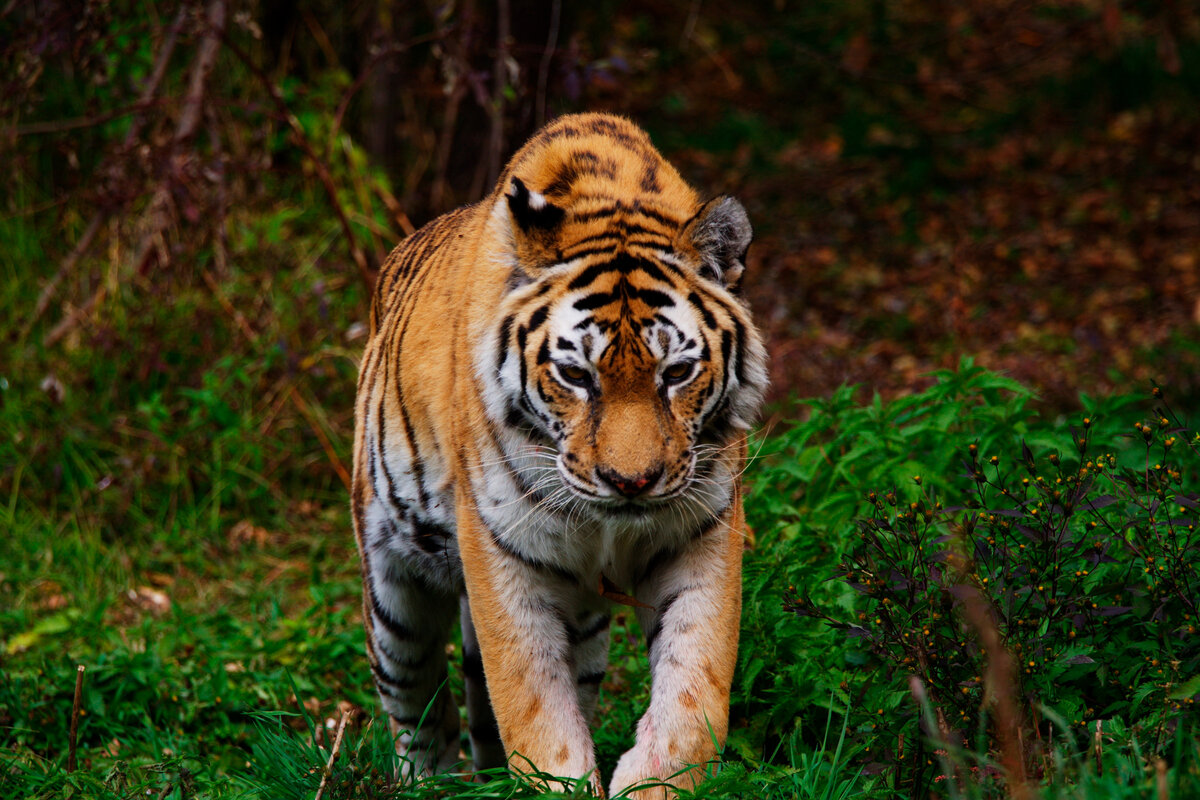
[487,182,766,525]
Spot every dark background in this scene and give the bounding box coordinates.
[4,0,1200,433]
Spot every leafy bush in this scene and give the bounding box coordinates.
[736,360,1042,753]
[773,372,1199,795]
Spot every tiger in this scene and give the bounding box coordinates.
[350,112,767,798]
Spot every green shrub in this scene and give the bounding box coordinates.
[768,369,1199,795]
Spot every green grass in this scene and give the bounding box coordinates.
[5,2,1200,794]
[5,312,1199,797]
[3,181,1198,799]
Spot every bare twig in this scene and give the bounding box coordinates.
[1156,757,1168,800]
[1093,720,1103,777]
[908,676,960,794]
[476,0,510,198]
[374,183,416,238]
[680,0,701,50]
[128,3,191,148]
[534,0,561,127]
[24,214,106,342]
[430,79,466,211]
[201,269,257,343]
[15,99,167,136]
[175,0,227,148]
[67,665,85,772]
[289,388,352,492]
[314,709,352,800]
[957,582,1032,800]
[41,1,226,348]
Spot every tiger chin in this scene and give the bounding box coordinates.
[351,113,767,798]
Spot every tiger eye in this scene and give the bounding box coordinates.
[662,362,693,385]
[559,365,590,386]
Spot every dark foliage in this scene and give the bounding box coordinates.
[789,385,1200,793]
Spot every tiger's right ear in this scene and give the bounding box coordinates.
[507,177,565,232]
[503,177,565,277]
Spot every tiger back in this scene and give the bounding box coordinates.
[351,113,767,798]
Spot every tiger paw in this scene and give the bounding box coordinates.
[609,745,674,800]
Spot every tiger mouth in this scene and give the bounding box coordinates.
[601,497,665,513]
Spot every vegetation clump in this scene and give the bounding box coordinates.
[781,378,1200,795]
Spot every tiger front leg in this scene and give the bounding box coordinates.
[609,511,744,799]
[456,510,603,793]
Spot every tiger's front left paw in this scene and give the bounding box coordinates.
[609,745,673,800]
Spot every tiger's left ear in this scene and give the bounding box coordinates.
[677,196,752,289]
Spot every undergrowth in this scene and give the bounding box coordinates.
[6,359,1199,798]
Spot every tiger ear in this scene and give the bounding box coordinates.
[678,196,752,288]
[507,177,565,233]
[503,177,565,280]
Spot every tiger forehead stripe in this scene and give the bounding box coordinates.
[567,258,668,292]
[572,282,676,312]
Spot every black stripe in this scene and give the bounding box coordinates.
[573,291,614,311]
[645,591,680,654]
[486,525,577,584]
[563,243,623,263]
[375,633,435,670]
[630,258,670,284]
[630,203,679,227]
[576,614,610,642]
[377,682,410,703]
[565,613,610,645]
[371,658,421,691]
[571,252,676,291]
[527,304,550,333]
[635,287,674,308]
[688,292,718,329]
[396,393,430,511]
[516,325,528,384]
[577,670,606,685]
[387,712,427,728]
[412,516,452,556]
[367,578,418,642]
[564,231,620,252]
[732,320,748,385]
[719,329,733,394]
[535,378,557,407]
[635,546,679,588]
[376,309,431,514]
[568,259,618,291]
[375,348,402,514]
[496,315,514,372]
[571,204,621,224]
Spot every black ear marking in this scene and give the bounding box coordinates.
[507,177,565,232]
[680,196,752,288]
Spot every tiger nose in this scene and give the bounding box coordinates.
[597,466,662,498]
